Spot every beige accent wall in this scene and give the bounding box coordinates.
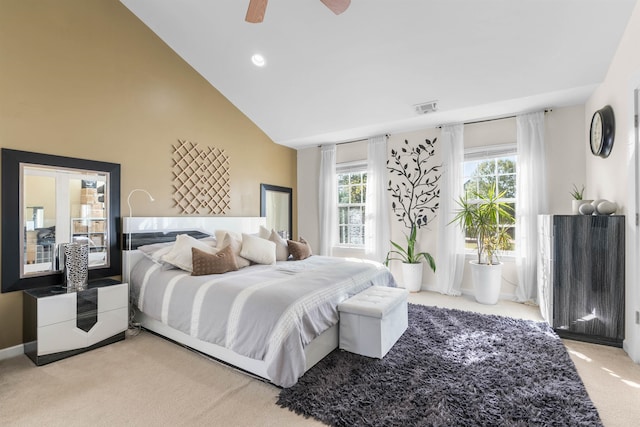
[0,0,296,350]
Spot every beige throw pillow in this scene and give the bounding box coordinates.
[287,237,312,261]
[191,245,239,276]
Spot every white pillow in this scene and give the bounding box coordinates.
[138,241,174,263]
[240,233,276,265]
[215,229,242,249]
[269,230,289,261]
[258,225,271,240]
[162,234,218,272]
[199,236,217,245]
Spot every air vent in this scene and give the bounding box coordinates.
[414,101,438,115]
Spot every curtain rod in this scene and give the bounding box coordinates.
[337,138,367,146]
[319,134,389,148]
[437,109,552,128]
[318,108,553,146]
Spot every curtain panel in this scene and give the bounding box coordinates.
[319,145,337,256]
[435,124,465,295]
[365,135,391,262]
[515,111,548,303]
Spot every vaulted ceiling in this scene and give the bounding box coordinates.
[120,0,637,149]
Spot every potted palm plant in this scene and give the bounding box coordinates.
[385,138,441,292]
[451,186,514,304]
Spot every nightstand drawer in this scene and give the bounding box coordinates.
[37,293,77,327]
[38,307,128,355]
[90,307,128,343]
[98,283,128,312]
[38,319,89,355]
[36,283,127,327]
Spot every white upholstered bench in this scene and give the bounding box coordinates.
[338,286,409,358]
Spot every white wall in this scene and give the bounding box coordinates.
[297,147,321,252]
[297,140,372,259]
[297,105,586,298]
[585,0,640,363]
[297,1,640,363]
[545,106,587,213]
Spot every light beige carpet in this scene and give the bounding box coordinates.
[1,293,639,426]
[0,332,322,426]
[564,339,640,427]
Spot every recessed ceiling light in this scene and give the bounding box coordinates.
[251,54,266,67]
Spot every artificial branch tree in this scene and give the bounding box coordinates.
[385,138,441,270]
[388,138,442,229]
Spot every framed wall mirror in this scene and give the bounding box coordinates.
[2,149,121,293]
[260,184,292,240]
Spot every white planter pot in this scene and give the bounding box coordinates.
[572,199,593,214]
[401,262,423,293]
[469,261,502,305]
[571,199,582,214]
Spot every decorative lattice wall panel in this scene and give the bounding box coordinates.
[172,139,230,214]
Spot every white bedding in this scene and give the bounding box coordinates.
[130,255,396,387]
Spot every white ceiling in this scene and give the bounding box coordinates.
[120,0,637,149]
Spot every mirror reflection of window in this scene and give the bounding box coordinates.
[23,168,57,274]
[21,164,110,277]
[25,206,45,230]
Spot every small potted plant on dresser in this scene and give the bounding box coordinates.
[570,184,591,214]
[451,187,514,304]
[385,138,441,292]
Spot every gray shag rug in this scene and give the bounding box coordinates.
[277,304,602,427]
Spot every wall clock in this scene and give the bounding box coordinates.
[590,105,615,158]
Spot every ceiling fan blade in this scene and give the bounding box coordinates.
[320,0,351,15]
[246,0,268,23]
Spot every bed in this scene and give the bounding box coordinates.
[123,217,396,387]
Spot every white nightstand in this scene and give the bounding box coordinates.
[23,279,128,365]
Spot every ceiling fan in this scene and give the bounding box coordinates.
[245,0,351,23]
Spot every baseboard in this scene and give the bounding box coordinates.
[0,344,24,361]
[421,284,461,296]
[459,288,516,301]
[421,284,516,301]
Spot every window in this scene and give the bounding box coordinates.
[463,145,517,253]
[337,162,367,247]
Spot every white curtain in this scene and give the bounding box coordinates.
[435,124,465,295]
[319,144,337,256]
[515,111,548,303]
[365,135,390,262]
